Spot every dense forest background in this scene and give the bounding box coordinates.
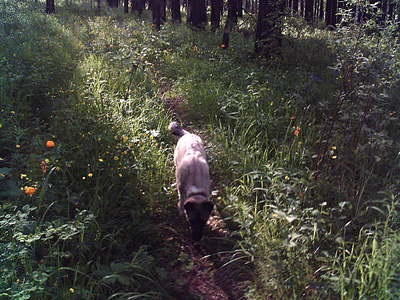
[1,0,400,299]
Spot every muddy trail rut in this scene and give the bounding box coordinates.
[158,89,251,300]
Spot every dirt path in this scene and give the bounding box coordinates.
[160,88,251,300]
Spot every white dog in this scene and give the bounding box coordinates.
[169,122,213,241]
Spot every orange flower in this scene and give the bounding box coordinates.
[293,126,301,136]
[46,140,56,148]
[24,186,37,196]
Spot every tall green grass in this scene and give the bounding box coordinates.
[1,1,399,299]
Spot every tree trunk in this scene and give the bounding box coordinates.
[189,0,207,28]
[319,0,324,20]
[45,0,55,14]
[211,0,223,31]
[160,0,167,22]
[132,0,145,14]
[124,0,129,12]
[325,0,337,27]
[305,0,314,23]
[255,0,285,56]
[237,0,243,18]
[171,0,182,22]
[107,0,119,7]
[292,0,298,14]
[221,0,238,48]
[151,0,162,30]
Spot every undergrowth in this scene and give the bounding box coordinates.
[1,1,399,299]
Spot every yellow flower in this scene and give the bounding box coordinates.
[88,173,93,178]
[16,144,21,149]
[69,288,75,293]
[20,174,28,179]
[113,156,119,161]
[98,158,104,162]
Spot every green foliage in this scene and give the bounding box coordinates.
[1,1,399,299]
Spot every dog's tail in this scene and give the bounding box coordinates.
[168,121,189,137]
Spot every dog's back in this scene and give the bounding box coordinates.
[169,122,213,241]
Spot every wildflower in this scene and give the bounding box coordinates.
[284,175,290,181]
[40,160,48,173]
[113,156,119,161]
[24,186,37,196]
[46,140,56,148]
[82,176,86,180]
[332,156,337,159]
[87,173,93,178]
[0,173,5,178]
[69,288,75,293]
[16,144,21,149]
[98,158,104,162]
[118,173,123,177]
[219,44,228,49]
[20,174,28,179]
[293,126,301,137]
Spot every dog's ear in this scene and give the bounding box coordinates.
[202,201,213,215]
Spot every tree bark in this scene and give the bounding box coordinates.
[292,0,298,14]
[45,0,55,14]
[171,0,182,22]
[237,0,243,17]
[188,0,207,28]
[151,0,162,30]
[221,0,238,48]
[132,0,145,14]
[211,0,223,31]
[325,0,337,27]
[107,0,119,7]
[305,0,314,23]
[319,0,324,20]
[160,0,167,23]
[255,0,285,56]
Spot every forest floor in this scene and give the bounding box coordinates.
[1,2,399,299]
[160,87,250,300]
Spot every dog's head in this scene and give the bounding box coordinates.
[184,195,214,241]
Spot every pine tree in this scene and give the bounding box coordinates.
[255,0,285,56]
[45,0,55,14]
